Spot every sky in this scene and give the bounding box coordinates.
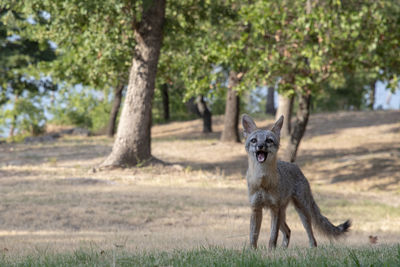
[374,81,400,109]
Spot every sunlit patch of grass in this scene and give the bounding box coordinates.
[0,245,399,266]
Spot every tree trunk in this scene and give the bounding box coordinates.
[284,91,311,162]
[221,71,240,142]
[284,0,312,163]
[265,86,276,115]
[106,82,124,137]
[196,95,212,133]
[101,0,166,168]
[161,83,170,121]
[275,93,294,138]
[9,115,16,138]
[9,94,19,138]
[369,80,376,110]
[186,97,201,116]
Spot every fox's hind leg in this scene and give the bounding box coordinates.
[293,199,317,247]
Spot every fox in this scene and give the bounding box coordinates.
[242,114,351,249]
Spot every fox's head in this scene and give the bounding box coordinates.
[242,114,284,164]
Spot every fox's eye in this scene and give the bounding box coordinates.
[266,138,273,143]
[250,138,257,144]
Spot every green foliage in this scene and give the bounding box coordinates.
[0,6,57,100]
[176,0,400,105]
[49,88,111,132]
[0,91,46,137]
[18,0,233,126]
[12,0,134,134]
[4,0,399,137]
[152,84,195,124]
[0,6,57,137]
[16,0,134,89]
[157,0,244,105]
[314,74,372,111]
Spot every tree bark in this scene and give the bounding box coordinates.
[369,80,376,110]
[101,0,166,168]
[106,82,124,137]
[196,95,212,133]
[265,86,276,115]
[161,83,170,121]
[275,93,294,138]
[9,94,19,138]
[221,71,240,142]
[284,91,311,162]
[9,115,16,138]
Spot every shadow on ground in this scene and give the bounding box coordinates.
[305,110,400,137]
[0,143,111,166]
[300,143,400,191]
[170,154,248,177]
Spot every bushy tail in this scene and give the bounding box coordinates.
[310,198,351,238]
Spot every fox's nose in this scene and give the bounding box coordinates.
[257,145,264,150]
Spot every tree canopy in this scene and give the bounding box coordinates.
[1,0,399,163]
[0,5,57,137]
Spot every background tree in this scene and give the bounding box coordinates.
[0,6,56,138]
[9,0,399,168]
[176,1,261,143]
[265,86,275,115]
[18,0,136,137]
[102,0,166,167]
[242,0,400,162]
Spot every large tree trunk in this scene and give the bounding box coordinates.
[265,86,276,115]
[275,93,294,138]
[284,91,311,162]
[101,0,166,168]
[161,83,170,121]
[196,95,212,133]
[221,71,240,142]
[106,82,124,137]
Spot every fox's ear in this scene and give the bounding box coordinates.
[271,115,284,137]
[242,114,257,138]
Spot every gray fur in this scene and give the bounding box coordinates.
[242,114,351,249]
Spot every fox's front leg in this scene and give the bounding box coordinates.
[250,207,262,249]
[268,208,281,249]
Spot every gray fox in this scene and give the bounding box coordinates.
[242,114,351,249]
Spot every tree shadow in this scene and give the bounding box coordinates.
[0,143,112,166]
[298,142,399,163]
[299,142,400,191]
[304,110,400,138]
[169,154,248,177]
[330,158,398,183]
[153,131,222,142]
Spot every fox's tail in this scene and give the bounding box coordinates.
[310,197,351,238]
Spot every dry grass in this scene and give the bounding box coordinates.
[0,110,399,256]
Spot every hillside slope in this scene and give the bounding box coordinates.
[0,110,399,254]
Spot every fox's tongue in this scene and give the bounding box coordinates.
[257,152,266,162]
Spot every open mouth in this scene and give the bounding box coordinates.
[256,151,268,163]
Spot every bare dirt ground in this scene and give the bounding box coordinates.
[0,110,399,255]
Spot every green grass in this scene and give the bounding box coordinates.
[1,245,399,266]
